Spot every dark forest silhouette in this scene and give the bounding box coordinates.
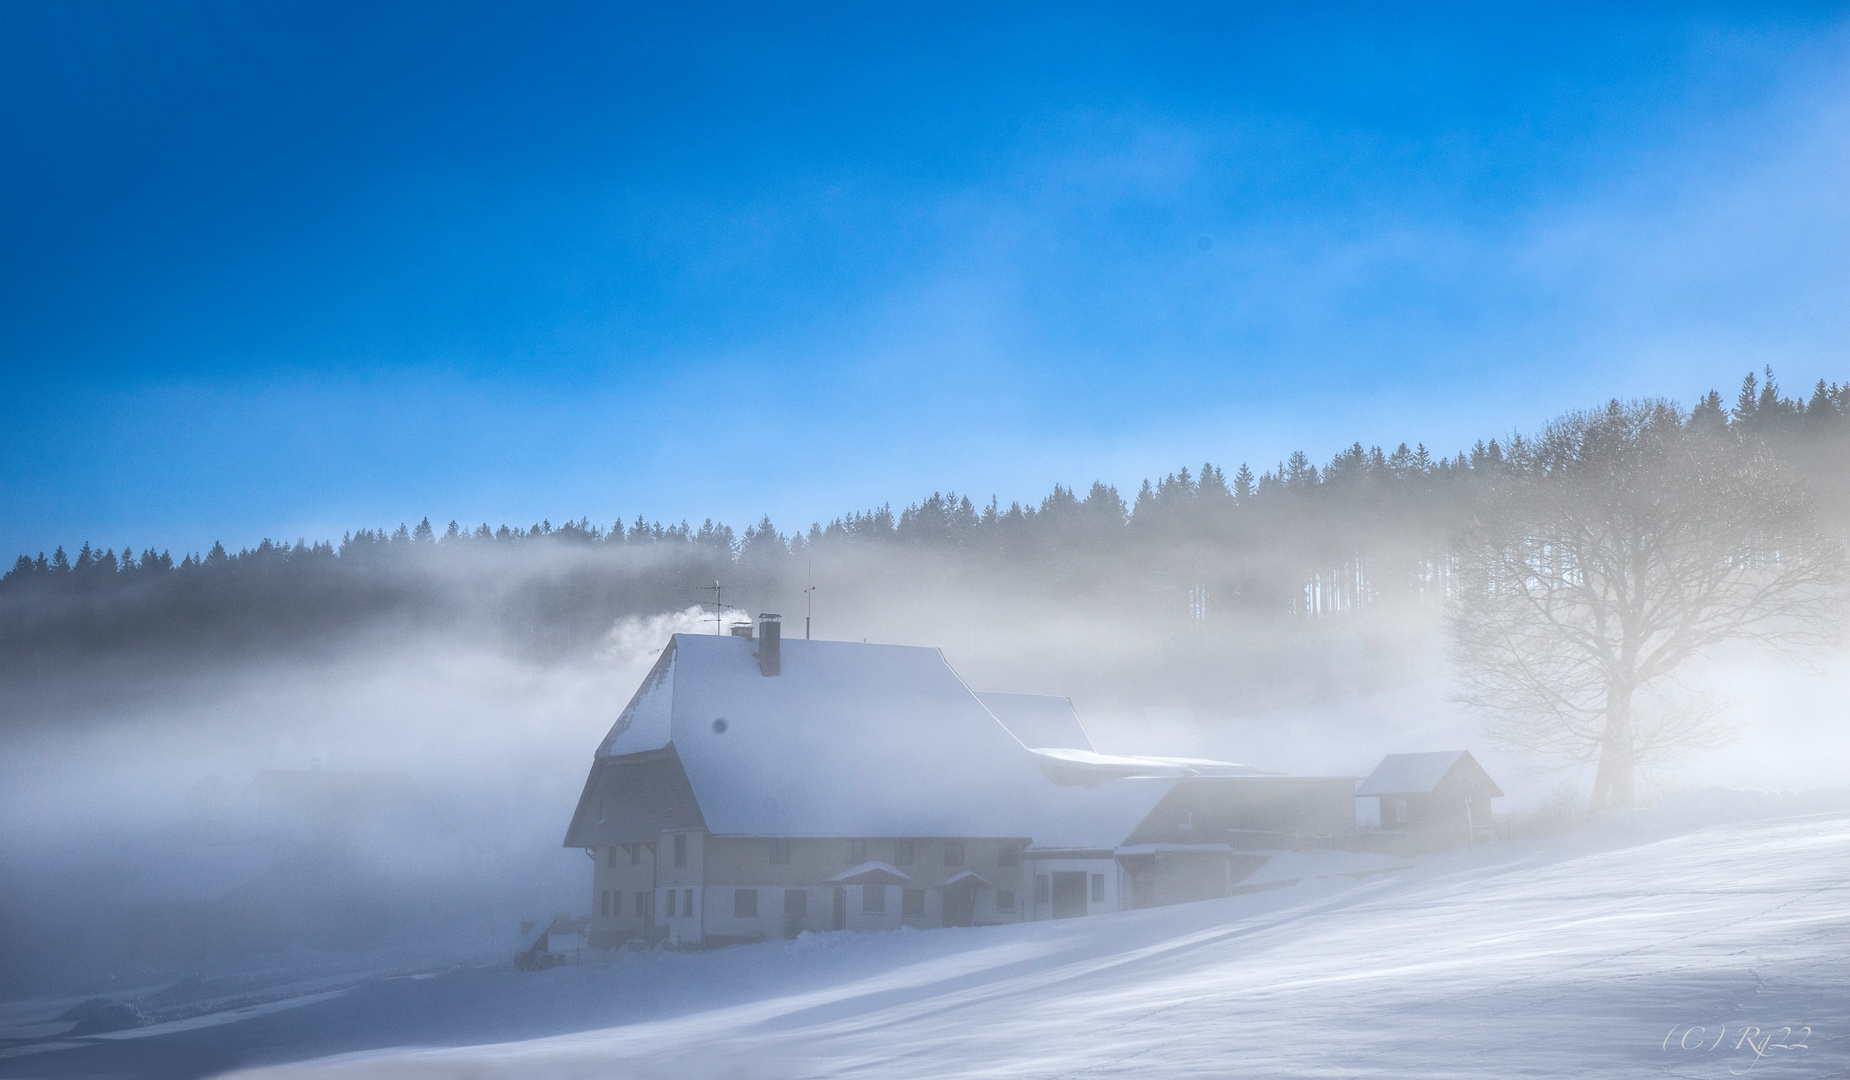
[4,371,1846,685]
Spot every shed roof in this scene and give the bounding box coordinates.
[581,634,1167,848]
[1026,747,1275,785]
[974,692,1094,751]
[1355,751,1503,798]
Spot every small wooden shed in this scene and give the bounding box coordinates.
[1356,751,1502,844]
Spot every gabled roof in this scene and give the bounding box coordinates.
[975,692,1094,751]
[1356,751,1504,798]
[581,634,1167,848]
[828,862,911,885]
[936,869,994,889]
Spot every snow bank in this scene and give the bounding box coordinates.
[220,808,1849,1080]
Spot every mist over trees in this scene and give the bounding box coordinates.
[1447,398,1843,811]
[3,370,1847,724]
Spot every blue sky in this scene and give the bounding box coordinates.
[3,1,1847,558]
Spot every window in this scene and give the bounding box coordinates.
[1035,875,1049,903]
[784,889,807,917]
[848,839,866,863]
[893,840,915,866]
[944,842,964,867]
[673,834,687,867]
[734,889,758,917]
[664,889,677,917]
[611,890,621,916]
[997,890,1016,912]
[997,844,1019,867]
[638,891,651,917]
[601,890,611,917]
[769,839,790,865]
[682,888,693,915]
[902,889,925,916]
[862,884,886,913]
[1091,874,1105,902]
[1395,798,1407,825]
[606,847,616,869]
[630,845,640,866]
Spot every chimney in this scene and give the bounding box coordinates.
[757,613,781,676]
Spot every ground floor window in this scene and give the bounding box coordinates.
[665,890,676,917]
[1091,874,1105,902]
[683,888,693,915]
[734,888,758,917]
[902,888,925,915]
[996,889,1016,912]
[862,884,886,913]
[600,890,610,917]
[785,888,807,916]
[637,891,651,917]
[1035,875,1050,903]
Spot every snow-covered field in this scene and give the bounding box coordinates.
[205,800,1846,1080]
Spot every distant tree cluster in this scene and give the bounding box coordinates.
[3,371,1846,691]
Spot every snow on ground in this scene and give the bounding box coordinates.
[221,806,1848,1080]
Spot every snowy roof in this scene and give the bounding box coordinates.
[1356,751,1503,797]
[1027,747,1276,785]
[587,634,1168,847]
[975,693,1094,751]
[1114,843,1237,856]
[935,869,995,889]
[828,862,912,885]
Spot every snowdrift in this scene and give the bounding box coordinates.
[222,805,1848,1080]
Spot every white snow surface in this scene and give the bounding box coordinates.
[225,804,1848,1080]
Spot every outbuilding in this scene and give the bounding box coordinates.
[1356,751,1502,850]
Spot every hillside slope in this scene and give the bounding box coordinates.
[227,809,1847,1080]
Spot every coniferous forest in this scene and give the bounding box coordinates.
[4,370,1847,717]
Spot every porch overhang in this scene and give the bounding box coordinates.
[828,862,913,886]
[936,869,995,890]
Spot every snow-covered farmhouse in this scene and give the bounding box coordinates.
[564,615,1357,948]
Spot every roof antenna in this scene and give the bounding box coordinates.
[803,559,816,640]
[700,579,727,635]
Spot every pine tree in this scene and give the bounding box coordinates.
[1732,371,1759,426]
[1689,391,1727,434]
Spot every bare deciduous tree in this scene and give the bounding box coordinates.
[1447,400,1842,810]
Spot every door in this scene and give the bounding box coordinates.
[942,882,977,927]
[832,887,846,931]
[1051,871,1088,919]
